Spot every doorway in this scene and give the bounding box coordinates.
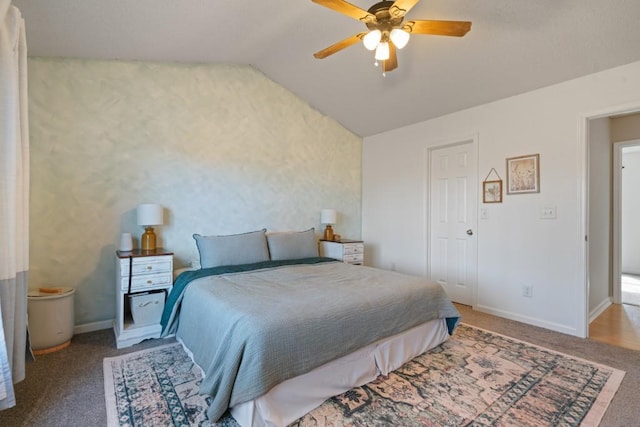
[614,141,640,306]
[428,139,478,306]
[585,112,640,349]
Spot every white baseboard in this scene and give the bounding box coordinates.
[473,304,580,337]
[589,298,612,324]
[74,319,114,335]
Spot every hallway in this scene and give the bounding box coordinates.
[590,302,640,351]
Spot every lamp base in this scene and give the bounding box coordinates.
[323,225,334,241]
[141,227,157,251]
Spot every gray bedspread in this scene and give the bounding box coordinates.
[175,261,460,421]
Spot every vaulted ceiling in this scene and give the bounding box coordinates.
[12,0,640,137]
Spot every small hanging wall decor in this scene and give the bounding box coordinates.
[483,168,503,203]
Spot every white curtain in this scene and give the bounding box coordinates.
[0,0,29,410]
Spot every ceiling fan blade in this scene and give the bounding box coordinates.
[383,42,398,72]
[389,0,420,18]
[314,32,366,59]
[404,20,472,37]
[312,0,376,24]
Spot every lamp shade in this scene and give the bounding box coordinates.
[363,29,382,50]
[137,204,163,226]
[390,28,410,49]
[375,42,390,60]
[320,209,337,225]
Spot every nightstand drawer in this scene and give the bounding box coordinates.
[342,243,364,255]
[120,272,172,291]
[119,257,172,276]
[319,240,365,265]
[343,253,363,264]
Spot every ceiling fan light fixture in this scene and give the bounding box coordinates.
[390,28,410,49]
[363,29,382,50]
[374,41,390,60]
[311,0,472,73]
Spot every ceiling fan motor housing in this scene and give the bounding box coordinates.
[366,1,404,32]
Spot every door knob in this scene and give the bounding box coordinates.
[466,229,473,235]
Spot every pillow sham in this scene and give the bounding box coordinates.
[267,228,319,261]
[193,229,269,268]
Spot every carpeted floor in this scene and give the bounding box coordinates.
[1,304,639,426]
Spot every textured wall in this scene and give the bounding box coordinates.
[28,58,362,326]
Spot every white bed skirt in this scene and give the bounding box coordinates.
[229,318,450,427]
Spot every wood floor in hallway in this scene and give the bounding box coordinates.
[589,303,640,351]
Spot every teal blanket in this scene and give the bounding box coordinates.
[160,257,336,336]
[164,259,460,422]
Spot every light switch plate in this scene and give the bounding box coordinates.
[540,205,557,219]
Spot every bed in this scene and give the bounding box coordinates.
[160,229,460,427]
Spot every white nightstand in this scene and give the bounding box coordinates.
[319,239,364,265]
[114,248,173,349]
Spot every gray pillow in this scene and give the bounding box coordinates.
[267,228,318,261]
[193,229,269,268]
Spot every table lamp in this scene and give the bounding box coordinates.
[137,203,163,251]
[320,209,337,241]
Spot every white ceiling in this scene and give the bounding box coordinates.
[11,0,640,137]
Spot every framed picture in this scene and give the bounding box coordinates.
[506,154,540,194]
[483,180,502,203]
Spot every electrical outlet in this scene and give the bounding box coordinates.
[522,285,533,298]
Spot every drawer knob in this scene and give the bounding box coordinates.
[146,280,152,284]
[146,266,153,270]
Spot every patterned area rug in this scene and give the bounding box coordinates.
[103,325,624,427]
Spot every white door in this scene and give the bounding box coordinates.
[429,141,477,305]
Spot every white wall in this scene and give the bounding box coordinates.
[621,150,640,274]
[588,118,611,314]
[611,114,640,275]
[611,114,640,143]
[28,58,362,326]
[363,60,640,337]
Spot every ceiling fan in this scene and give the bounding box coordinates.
[312,0,471,74]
